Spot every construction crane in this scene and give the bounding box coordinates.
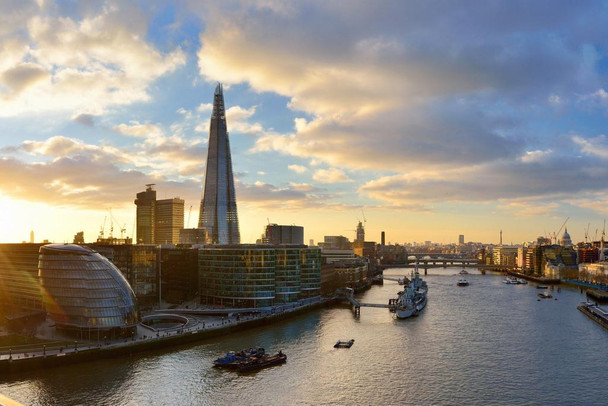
[99,216,107,239]
[108,209,127,239]
[584,223,591,244]
[552,217,569,244]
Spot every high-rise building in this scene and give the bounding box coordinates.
[155,198,184,245]
[135,184,156,244]
[459,234,465,245]
[198,83,240,245]
[381,231,386,246]
[355,221,365,243]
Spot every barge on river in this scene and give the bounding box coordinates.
[577,301,608,330]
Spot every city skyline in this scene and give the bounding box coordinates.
[2,1,608,245]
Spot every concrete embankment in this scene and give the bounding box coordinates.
[505,271,560,284]
[0,300,330,374]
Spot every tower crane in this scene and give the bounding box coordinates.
[552,217,569,244]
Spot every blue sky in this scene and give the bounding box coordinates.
[1,0,608,245]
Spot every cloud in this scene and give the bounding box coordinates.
[71,113,96,127]
[312,168,352,184]
[113,121,165,139]
[288,164,308,174]
[0,3,186,116]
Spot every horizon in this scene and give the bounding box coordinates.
[2,1,608,245]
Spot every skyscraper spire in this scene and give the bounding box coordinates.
[198,83,240,244]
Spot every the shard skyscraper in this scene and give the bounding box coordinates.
[198,83,241,244]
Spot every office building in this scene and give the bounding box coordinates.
[198,245,320,308]
[459,234,465,245]
[38,244,139,338]
[198,83,240,245]
[263,224,304,245]
[355,221,365,243]
[155,198,184,245]
[135,185,185,245]
[179,228,206,245]
[159,247,199,304]
[135,184,156,244]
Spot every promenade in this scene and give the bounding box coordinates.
[0,297,325,373]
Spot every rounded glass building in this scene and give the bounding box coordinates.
[38,244,139,338]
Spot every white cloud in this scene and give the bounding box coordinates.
[0,5,186,116]
[288,164,308,174]
[113,121,164,139]
[312,168,352,184]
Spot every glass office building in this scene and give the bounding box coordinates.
[199,245,321,308]
[199,246,275,308]
[38,244,139,337]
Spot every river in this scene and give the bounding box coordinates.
[0,268,606,405]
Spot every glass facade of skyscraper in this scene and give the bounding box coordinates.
[38,244,139,337]
[198,83,240,245]
[198,245,321,308]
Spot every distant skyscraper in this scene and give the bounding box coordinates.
[155,198,184,245]
[381,231,386,246]
[356,221,365,243]
[459,234,465,245]
[264,224,304,245]
[135,184,156,244]
[198,83,240,244]
[30,230,34,243]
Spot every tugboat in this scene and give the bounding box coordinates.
[213,348,264,369]
[394,264,428,319]
[236,351,287,372]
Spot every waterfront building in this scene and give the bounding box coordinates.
[0,243,46,328]
[38,244,139,338]
[579,262,608,284]
[299,247,322,299]
[159,247,199,304]
[155,198,185,245]
[198,83,240,245]
[198,245,321,308]
[92,244,158,308]
[135,184,156,244]
[517,246,527,269]
[492,245,518,266]
[262,224,304,245]
[324,258,368,292]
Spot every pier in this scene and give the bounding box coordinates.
[336,288,395,316]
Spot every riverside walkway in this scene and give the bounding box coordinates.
[0,297,324,372]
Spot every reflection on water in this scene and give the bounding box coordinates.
[1,268,606,406]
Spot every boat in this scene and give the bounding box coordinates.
[577,301,608,330]
[538,292,553,299]
[517,278,528,284]
[236,351,287,372]
[503,276,519,284]
[213,348,265,368]
[334,339,355,348]
[459,269,469,275]
[457,278,469,286]
[536,285,549,289]
[394,264,428,319]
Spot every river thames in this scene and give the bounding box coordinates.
[0,268,606,405]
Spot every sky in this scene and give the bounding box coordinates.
[2,0,608,245]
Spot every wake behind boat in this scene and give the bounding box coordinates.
[394,264,428,319]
